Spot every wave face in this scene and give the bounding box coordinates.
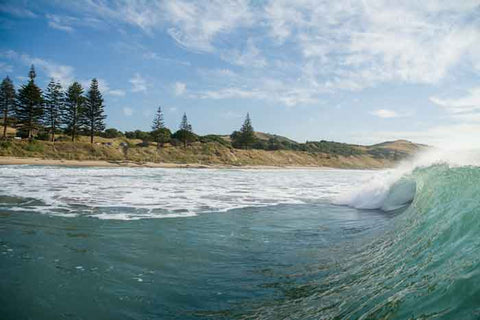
[249,164,480,319]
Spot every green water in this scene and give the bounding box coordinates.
[1,165,479,319]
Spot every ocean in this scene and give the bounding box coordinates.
[1,158,479,319]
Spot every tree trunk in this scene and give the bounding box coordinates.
[51,119,55,143]
[90,121,94,144]
[2,108,7,139]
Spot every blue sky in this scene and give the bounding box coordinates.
[1,0,479,146]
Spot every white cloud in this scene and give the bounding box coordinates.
[0,62,13,73]
[129,73,147,92]
[80,78,125,97]
[76,0,254,52]
[108,89,126,97]
[46,1,480,107]
[164,0,254,52]
[370,109,400,118]
[430,87,480,115]
[261,0,480,92]
[220,38,267,68]
[0,4,36,18]
[1,50,75,86]
[174,82,186,96]
[123,107,133,116]
[46,14,75,32]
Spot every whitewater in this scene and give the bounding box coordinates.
[1,148,479,319]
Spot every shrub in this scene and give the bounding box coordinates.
[136,140,150,147]
[103,128,124,138]
[0,141,12,149]
[151,128,171,148]
[36,132,50,141]
[172,129,197,147]
[199,135,231,147]
[24,141,44,152]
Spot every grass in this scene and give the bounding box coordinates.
[0,130,421,168]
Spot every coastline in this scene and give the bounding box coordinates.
[0,156,336,170]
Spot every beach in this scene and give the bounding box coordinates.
[0,156,334,170]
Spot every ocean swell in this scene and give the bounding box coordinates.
[249,163,480,319]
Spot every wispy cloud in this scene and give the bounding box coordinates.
[370,109,401,119]
[46,14,75,32]
[18,1,480,109]
[220,38,267,68]
[0,3,36,18]
[108,89,126,97]
[164,0,254,52]
[81,78,125,97]
[1,50,75,86]
[174,82,186,96]
[129,73,147,92]
[123,107,133,116]
[430,87,480,115]
[0,62,13,73]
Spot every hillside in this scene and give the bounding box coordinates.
[0,131,425,169]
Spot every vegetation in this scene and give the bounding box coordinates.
[43,79,64,142]
[15,65,43,140]
[0,65,424,168]
[152,106,165,131]
[231,113,256,149]
[174,113,195,148]
[82,79,106,144]
[0,76,15,139]
[64,82,85,142]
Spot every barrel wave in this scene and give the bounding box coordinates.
[1,159,479,319]
[248,164,480,319]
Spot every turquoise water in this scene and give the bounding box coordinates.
[1,165,479,319]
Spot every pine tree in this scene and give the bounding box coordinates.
[179,112,192,132]
[232,113,257,149]
[175,112,195,148]
[15,65,43,140]
[63,82,84,142]
[152,106,165,131]
[0,76,16,139]
[43,79,64,142]
[82,79,106,144]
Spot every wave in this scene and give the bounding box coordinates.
[248,153,480,318]
[335,147,480,211]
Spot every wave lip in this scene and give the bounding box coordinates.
[334,171,416,211]
[335,147,480,212]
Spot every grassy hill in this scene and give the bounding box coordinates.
[0,128,425,168]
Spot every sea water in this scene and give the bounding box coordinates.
[0,164,479,319]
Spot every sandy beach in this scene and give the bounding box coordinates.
[0,156,334,170]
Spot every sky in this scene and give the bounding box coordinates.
[0,0,479,146]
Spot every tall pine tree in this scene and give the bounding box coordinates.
[175,113,194,148]
[0,76,16,139]
[152,106,165,130]
[179,112,192,132]
[43,79,64,142]
[82,79,106,144]
[231,113,256,149]
[16,65,43,140]
[63,82,84,142]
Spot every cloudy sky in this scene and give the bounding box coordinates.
[1,0,479,146]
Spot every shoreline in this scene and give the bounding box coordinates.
[0,156,337,170]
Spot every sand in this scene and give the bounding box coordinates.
[0,156,334,170]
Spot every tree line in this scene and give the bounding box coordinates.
[0,65,259,149]
[1,65,106,144]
